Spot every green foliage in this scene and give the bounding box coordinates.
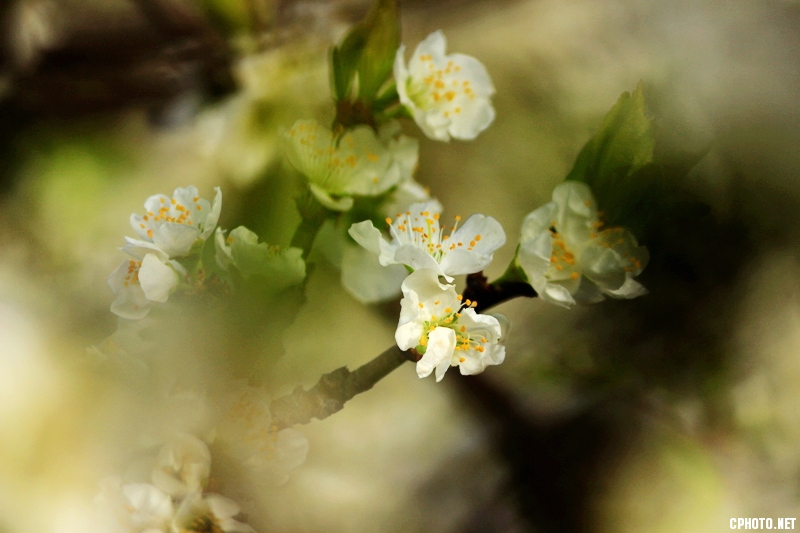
[566,82,655,223]
[330,0,400,110]
[565,83,708,240]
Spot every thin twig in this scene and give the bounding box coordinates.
[269,345,417,430]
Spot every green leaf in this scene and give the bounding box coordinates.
[329,0,400,104]
[565,82,655,226]
[331,25,369,100]
[356,0,400,100]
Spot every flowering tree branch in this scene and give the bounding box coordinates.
[269,273,537,429]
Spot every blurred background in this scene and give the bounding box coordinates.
[1,0,800,531]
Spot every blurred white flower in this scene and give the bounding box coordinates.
[108,241,185,320]
[217,385,309,485]
[151,434,211,498]
[348,200,505,283]
[96,478,173,533]
[281,119,417,211]
[394,30,495,141]
[396,269,506,382]
[172,492,255,533]
[518,181,649,308]
[130,186,222,258]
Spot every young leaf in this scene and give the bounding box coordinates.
[566,82,655,188]
[356,0,400,101]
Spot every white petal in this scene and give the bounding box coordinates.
[604,276,648,299]
[440,214,505,275]
[199,186,223,240]
[152,222,201,258]
[341,244,407,304]
[348,220,392,261]
[536,280,577,308]
[309,183,353,211]
[121,237,170,261]
[396,319,424,351]
[138,254,180,303]
[215,227,233,271]
[394,244,448,277]
[416,326,455,381]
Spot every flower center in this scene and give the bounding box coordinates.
[137,195,203,238]
[408,56,475,117]
[386,210,482,262]
[184,512,223,533]
[417,296,487,360]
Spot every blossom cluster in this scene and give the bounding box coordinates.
[108,186,221,319]
[351,201,509,381]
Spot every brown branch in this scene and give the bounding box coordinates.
[269,273,536,430]
[463,272,537,312]
[269,345,418,430]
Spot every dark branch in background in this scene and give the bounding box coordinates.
[268,273,537,429]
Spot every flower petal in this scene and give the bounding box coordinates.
[138,254,180,303]
[416,326,455,381]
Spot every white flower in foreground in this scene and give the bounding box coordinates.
[349,200,505,282]
[130,186,222,258]
[217,385,309,485]
[396,269,505,382]
[108,240,185,319]
[282,119,418,211]
[95,478,173,533]
[394,30,495,141]
[173,492,255,533]
[518,181,649,308]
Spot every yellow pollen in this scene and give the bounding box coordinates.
[419,303,424,308]
[460,326,466,332]
[147,230,153,238]
[196,205,202,210]
[476,346,485,352]
[434,300,440,305]
[171,198,176,205]
[385,217,393,225]
[445,307,452,313]
[459,357,466,363]
[455,215,461,221]
[570,272,579,280]
[457,294,463,301]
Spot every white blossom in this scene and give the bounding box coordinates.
[130,186,222,258]
[151,434,211,498]
[108,240,185,320]
[396,269,505,382]
[518,181,649,308]
[282,119,418,211]
[349,200,505,282]
[95,478,173,533]
[394,30,495,141]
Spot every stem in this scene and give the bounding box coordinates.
[290,191,328,259]
[269,345,415,430]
